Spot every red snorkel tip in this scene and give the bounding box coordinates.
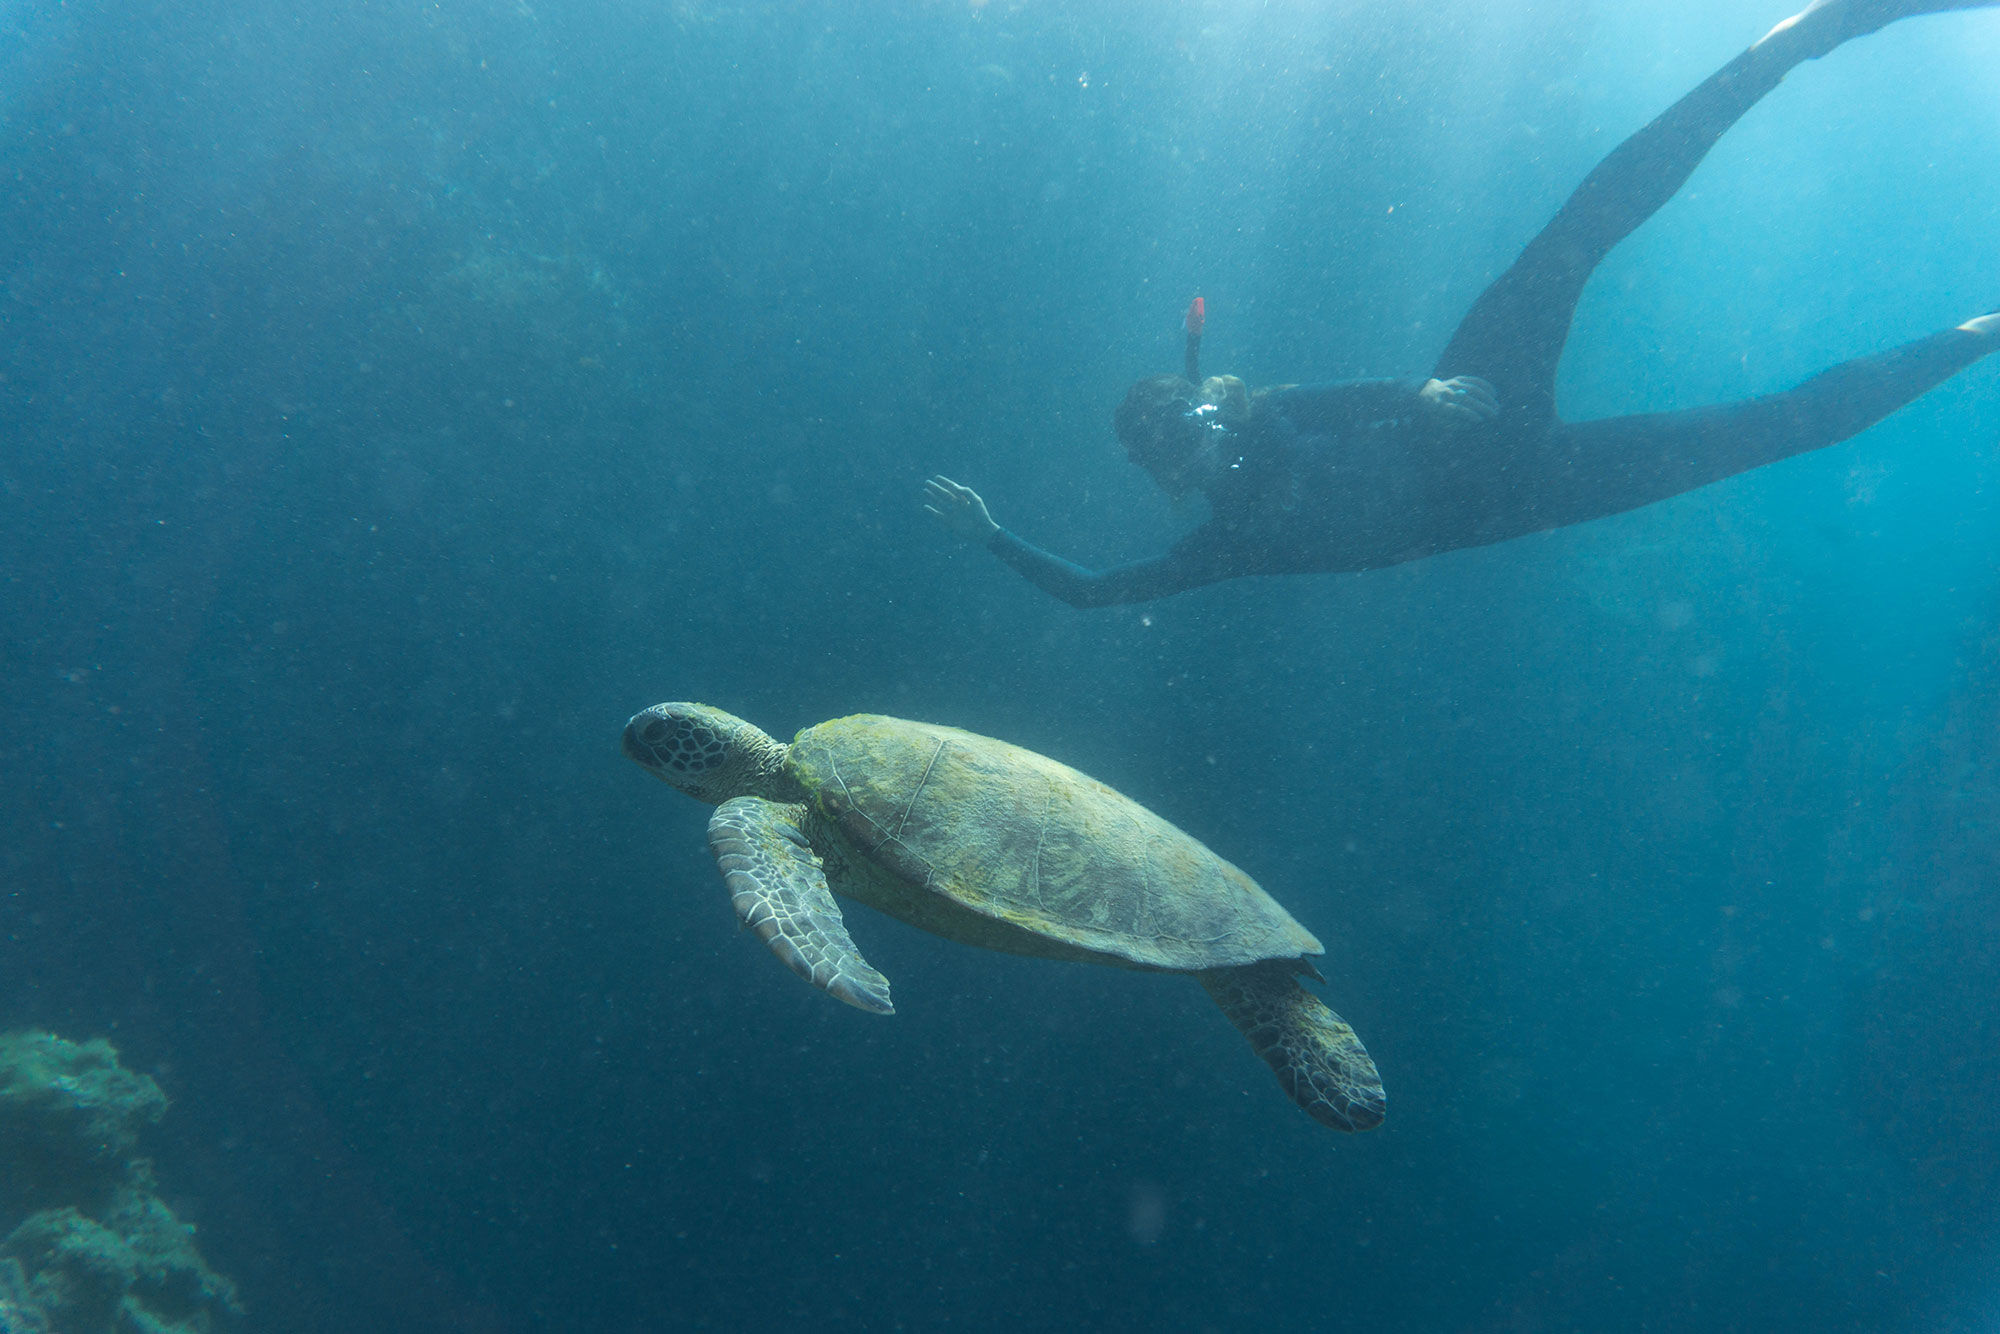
[1183,296,1205,383]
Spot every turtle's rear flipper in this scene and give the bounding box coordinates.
[708,797,894,1015]
[1200,962,1384,1132]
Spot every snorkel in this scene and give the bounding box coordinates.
[1114,300,1245,503]
[1184,295,1204,384]
[1181,299,1244,484]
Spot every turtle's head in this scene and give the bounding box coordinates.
[622,702,793,804]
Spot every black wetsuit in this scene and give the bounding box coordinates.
[991,22,1999,609]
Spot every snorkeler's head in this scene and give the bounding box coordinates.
[1114,373,1247,498]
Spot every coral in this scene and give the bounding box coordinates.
[0,1255,52,1334]
[101,1186,242,1330]
[0,1035,166,1217]
[3,1209,139,1331]
[0,1035,240,1334]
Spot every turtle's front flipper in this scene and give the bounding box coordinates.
[707,797,894,1015]
[1200,962,1385,1132]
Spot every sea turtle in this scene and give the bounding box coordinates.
[622,702,1386,1132]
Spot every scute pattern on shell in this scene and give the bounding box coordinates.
[787,715,1322,972]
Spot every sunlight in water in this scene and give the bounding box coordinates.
[1950,16,2000,129]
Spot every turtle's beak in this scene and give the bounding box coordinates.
[622,709,669,774]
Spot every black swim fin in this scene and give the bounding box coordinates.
[1767,0,1999,57]
[1804,0,1999,36]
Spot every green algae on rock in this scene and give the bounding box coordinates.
[0,1033,167,1218]
[0,1033,241,1334]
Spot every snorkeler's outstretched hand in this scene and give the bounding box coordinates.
[924,475,1002,543]
[1419,377,1500,426]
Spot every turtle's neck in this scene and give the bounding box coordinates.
[737,735,807,805]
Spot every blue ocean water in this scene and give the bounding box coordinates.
[2,0,1998,1328]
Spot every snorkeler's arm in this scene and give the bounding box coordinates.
[924,475,1002,542]
[1276,376,1496,431]
[926,475,1224,607]
[986,529,1217,609]
[1418,377,1499,425]
[1273,379,1430,432]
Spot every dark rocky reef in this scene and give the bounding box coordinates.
[0,1033,241,1334]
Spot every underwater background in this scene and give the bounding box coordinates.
[3,0,1998,1328]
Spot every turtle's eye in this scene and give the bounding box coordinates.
[641,719,669,745]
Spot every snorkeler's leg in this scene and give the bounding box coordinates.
[1431,0,1998,430]
[1431,50,1791,428]
[1520,318,2000,530]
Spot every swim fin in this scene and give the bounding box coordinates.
[1762,0,1999,57]
[1958,311,2000,340]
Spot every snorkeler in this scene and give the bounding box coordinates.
[924,0,2000,609]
